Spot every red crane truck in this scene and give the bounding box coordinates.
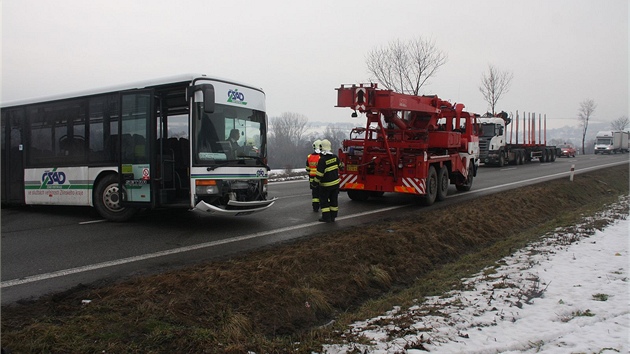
[335,83,479,206]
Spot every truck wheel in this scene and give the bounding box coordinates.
[456,163,474,192]
[93,174,137,222]
[539,150,546,163]
[347,190,370,202]
[422,166,438,206]
[498,154,505,167]
[436,165,449,201]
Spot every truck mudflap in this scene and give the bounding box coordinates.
[194,198,277,216]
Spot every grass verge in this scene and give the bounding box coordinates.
[2,164,628,353]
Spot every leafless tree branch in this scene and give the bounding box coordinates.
[578,99,597,155]
[611,116,629,131]
[366,37,447,95]
[479,64,513,115]
[268,112,309,168]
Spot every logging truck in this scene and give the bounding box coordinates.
[478,111,560,166]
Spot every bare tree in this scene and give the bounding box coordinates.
[549,138,575,147]
[577,99,597,155]
[479,64,514,115]
[611,115,629,131]
[268,112,309,169]
[366,37,447,95]
[270,112,308,145]
[322,124,348,154]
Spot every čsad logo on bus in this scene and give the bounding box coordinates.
[227,89,247,105]
[42,171,66,185]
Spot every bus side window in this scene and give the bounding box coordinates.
[108,134,119,161]
[133,134,146,161]
[121,134,134,162]
[59,135,82,156]
[27,107,53,165]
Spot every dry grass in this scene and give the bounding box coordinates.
[2,165,628,353]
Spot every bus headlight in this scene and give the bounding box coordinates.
[195,179,219,195]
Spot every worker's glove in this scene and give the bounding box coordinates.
[310,181,318,189]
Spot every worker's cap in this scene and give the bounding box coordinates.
[320,139,332,153]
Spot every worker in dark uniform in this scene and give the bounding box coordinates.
[306,139,322,212]
[314,139,341,222]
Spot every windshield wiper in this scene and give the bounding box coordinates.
[237,155,271,171]
[207,159,241,171]
[207,156,270,171]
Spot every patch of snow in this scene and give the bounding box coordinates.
[323,197,629,353]
[268,169,308,182]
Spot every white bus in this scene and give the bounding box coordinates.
[1,74,276,221]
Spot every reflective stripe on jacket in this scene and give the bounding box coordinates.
[314,153,341,187]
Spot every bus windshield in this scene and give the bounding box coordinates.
[193,103,266,166]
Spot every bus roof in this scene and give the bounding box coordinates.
[1,73,264,108]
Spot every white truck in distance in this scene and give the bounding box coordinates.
[594,131,629,154]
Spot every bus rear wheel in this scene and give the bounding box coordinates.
[94,174,137,222]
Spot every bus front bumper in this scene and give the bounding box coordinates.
[194,198,277,216]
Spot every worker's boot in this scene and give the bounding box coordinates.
[312,202,319,212]
[318,212,332,223]
[331,210,337,222]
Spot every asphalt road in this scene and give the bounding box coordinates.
[2,154,628,305]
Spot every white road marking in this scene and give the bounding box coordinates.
[5,160,626,288]
[272,193,312,200]
[457,160,625,196]
[79,219,107,225]
[2,204,406,288]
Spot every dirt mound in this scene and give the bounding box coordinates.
[2,165,628,353]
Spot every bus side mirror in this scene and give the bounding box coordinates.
[203,86,215,114]
[188,84,215,114]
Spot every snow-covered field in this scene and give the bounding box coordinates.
[268,169,308,182]
[324,197,629,354]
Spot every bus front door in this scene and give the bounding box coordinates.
[119,91,156,208]
[2,110,25,204]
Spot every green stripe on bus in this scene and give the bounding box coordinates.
[25,184,93,190]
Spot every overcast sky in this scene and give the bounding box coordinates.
[1,0,628,129]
